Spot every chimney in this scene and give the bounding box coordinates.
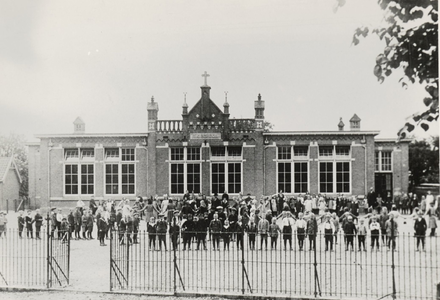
[147,96,159,132]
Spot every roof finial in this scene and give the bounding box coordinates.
[202,71,210,86]
[224,91,228,103]
[151,96,154,103]
[183,92,187,104]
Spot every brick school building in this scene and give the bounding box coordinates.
[27,75,409,208]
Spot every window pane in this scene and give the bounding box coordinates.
[336,162,350,193]
[278,162,292,193]
[212,163,226,194]
[121,163,135,195]
[187,147,201,160]
[105,164,118,194]
[171,148,184,161]
[319,162,333,193]
[319,146,333,157]
[277,146,291,160]
[294,162,308,193]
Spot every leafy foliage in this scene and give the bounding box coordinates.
[0,134,28,198]
[337,0,438,138]
[408,136,439,189]
[263,120,274,132]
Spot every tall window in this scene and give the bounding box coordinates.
[381,151,392,171]
[212,163,225,194]
[81,164,94,194]
[319,146,333,157]
[169,147,201,194]
[64,148,94,195]
[278,163,292,193]
[276,146,309,193]
[187,164,201,193]
[228,163,241,193]
[105,164,119,194]
[319,162,333,193]
[294,162,308,193]
[104,148,136,195]
[170,164,184,194]
[210,146,243,194]
[65,165,78,195]
[336,162,350,193]
[375,150,393,172]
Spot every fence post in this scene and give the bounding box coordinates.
[126,232,130,289]
[14,199,17,212]
[67,229,70,285]
[109,227,113,291]
[241,227,245,295]
[46,212,50,288]
[391,220,396,300]
[173,236,177,294]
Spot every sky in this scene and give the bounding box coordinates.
[0,0,437,142]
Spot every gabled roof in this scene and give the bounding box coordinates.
[73,117,85,124]
[350,114,361,122]
[0,156,22,184]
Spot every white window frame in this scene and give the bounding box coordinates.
[317,145,352,194]
[375,150,393,172]
[275,145,310,194]
[210,161,243,195]
[103,148,137,196]
[169,147,202,195]
[64,163,95,196]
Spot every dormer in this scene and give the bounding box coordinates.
[349,114,361,131]
[73,117,85,134]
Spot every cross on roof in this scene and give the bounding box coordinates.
[202,71,210,86]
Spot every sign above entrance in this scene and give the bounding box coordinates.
[190,132,221,140]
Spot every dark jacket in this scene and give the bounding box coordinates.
[414,217,427,236]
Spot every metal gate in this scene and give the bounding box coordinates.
[46,214,70,288]
[110,229,129,290]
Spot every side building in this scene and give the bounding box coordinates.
[27,80,410,208]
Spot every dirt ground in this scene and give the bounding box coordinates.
[1,291,221,300]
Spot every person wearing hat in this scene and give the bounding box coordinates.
[385,213,398,251]
[247,218,258,250]
[132,213,140,244]
[73,206,82,240]
[217,206,226,224]
[0,212,7,237]
[89,196,98,216]
[86,209,94,240]
[60,215,70,243]
[182,214,195,251]
[414,210,427,251]
[56,208,63,239]
[258,213,270,250]
[156,213,168,251]
[343,215,357,251]
[17,210,25,238]
[169,214,180,251]
[196,213,208,250]
[97,213,109,246]
[25,210,34,239]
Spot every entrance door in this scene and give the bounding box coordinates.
[375,173,393,199]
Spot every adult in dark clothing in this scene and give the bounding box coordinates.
[182,214,195,250]
[156,214,168,251]
[277,191,285,216]
[25,210,34,239]
[119,217,127,244]
[181,201,195,217]
[217,207,227,224]
[67,210,74,239]
[89,197,98,215]
[169,215,180,250]
[73,207,82,239]
[132,214,140,244]
[343,216,357,251]
[222,191,229,201]
[306,214,318,251]
[212,195,222,211]
[367,187,377,209]
[116,209,123,230]
[235,219,244,250]
[209,213,222,250]
[247,220,258,250]
[97,216,108,246]
[414,211,427,251]
[18,211,25,238]
[196,214,209,250]
[147,217,157,250]
[34,209,44,239]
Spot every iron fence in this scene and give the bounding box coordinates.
[110,229,440,299]
[0,218,70,288]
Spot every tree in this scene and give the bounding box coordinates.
[337,0,438,138]
[408,136,439,190]
[0,134,28,199]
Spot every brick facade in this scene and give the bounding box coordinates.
[27,83,410,208]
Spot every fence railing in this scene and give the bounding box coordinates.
[110,230,440,299]
[0,224,70,288]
